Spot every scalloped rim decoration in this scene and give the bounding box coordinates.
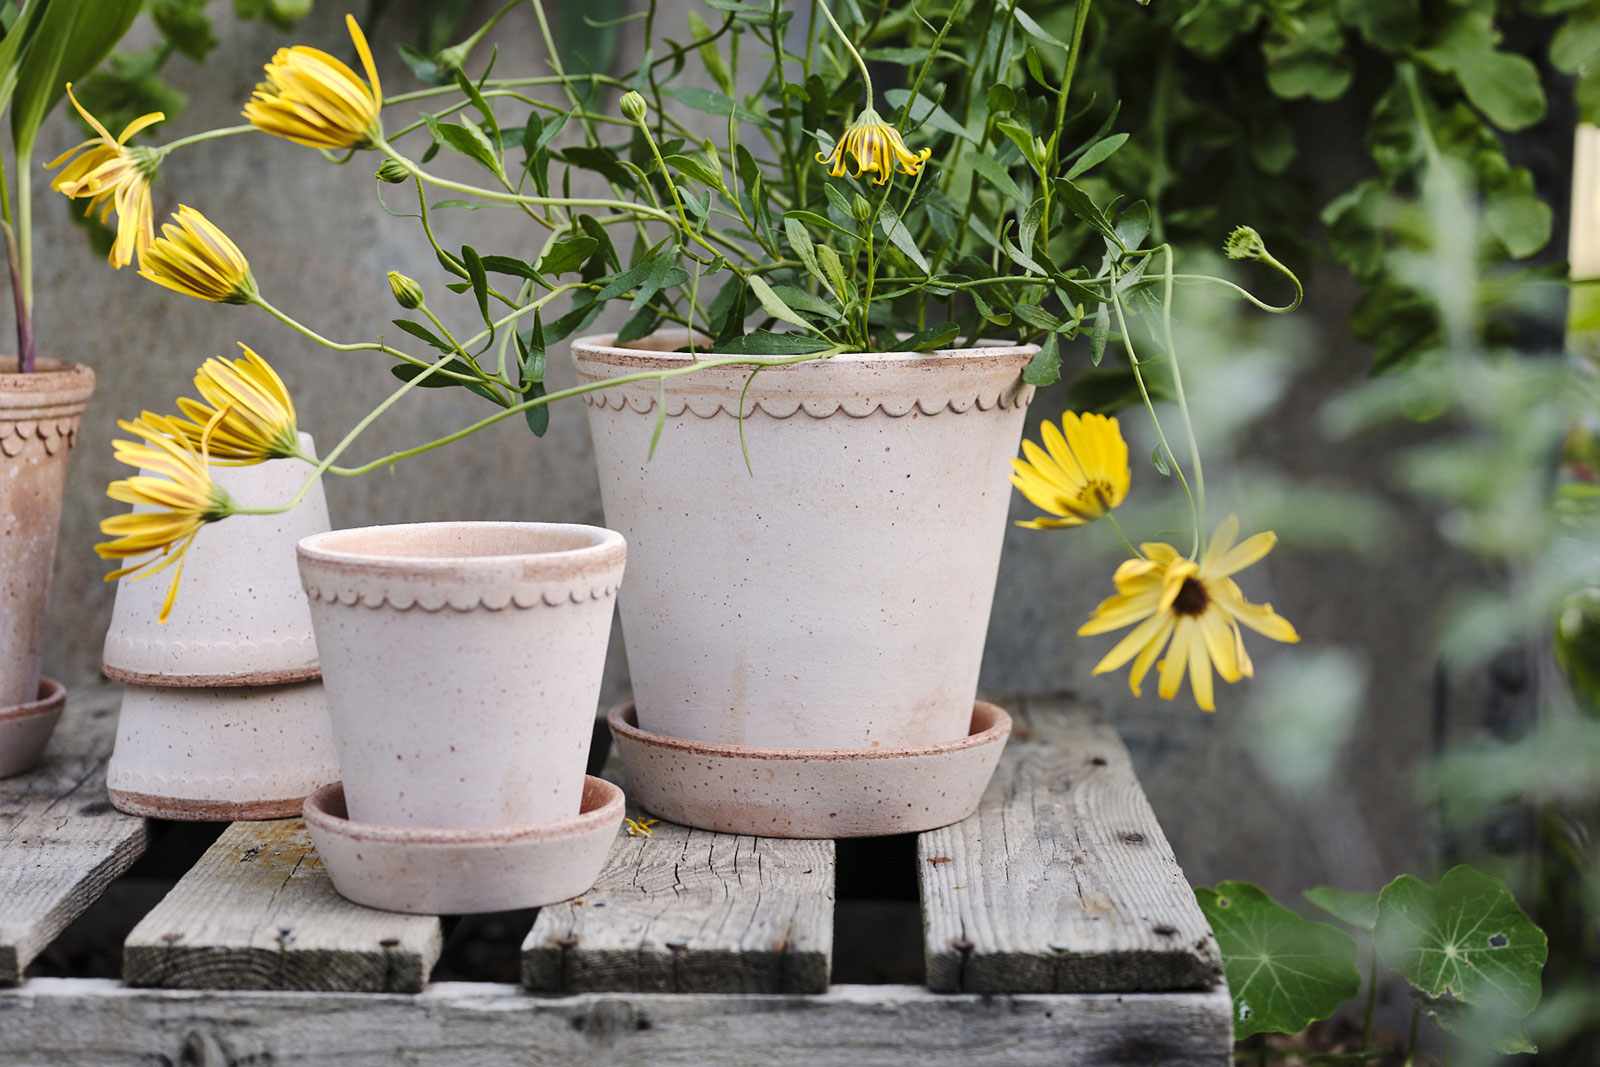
[570,331,1037,421]
[300,579,623,613]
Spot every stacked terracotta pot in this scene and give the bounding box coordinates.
[103,436,339,820]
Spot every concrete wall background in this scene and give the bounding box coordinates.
[15,3,1502,907]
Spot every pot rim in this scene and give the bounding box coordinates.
[0,675,65,722]
[303,776,624,845]
[571,328,1037,367]
[297,520,625,577]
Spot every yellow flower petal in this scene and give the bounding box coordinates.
[244,16,382,151]
[46,86,162,269]
[139,206,257,304]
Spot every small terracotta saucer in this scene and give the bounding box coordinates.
[304,776,625,914]
[607,701,1012,838]
[0,676,65,778]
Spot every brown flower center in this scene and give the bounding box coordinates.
[1077,479,1115,512]
[1172,576,1209,617]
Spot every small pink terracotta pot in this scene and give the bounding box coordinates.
[0,358,93,710]
[304,776,625,914]
[608,700,1012,838]
[297,522,625,830]
[0,676,66,778]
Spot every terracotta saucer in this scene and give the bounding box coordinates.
[0,676,65,778]
[607,700,1011,838]
[304,776,625,914]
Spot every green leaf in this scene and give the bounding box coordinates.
[768,283,841,321]
[1090,302,1110,366]
[12,0,142,155]
[537,236,599,276]
[428,116,503,174]
[901,321,960,352]
[881,211,931,275]
[1062,133,1128,181]
[884,87,973,142]
[664,151,726,192]
[1483,165,1553,259]
[615,303,659,345]
[391,318,453,353]
[1338,0,1419,52]
[713,330,832,356]
[967,151,1028,206]
[784,217,826,287]
[1263,8,1352,101]
[1418,12,1546,131]
[1151,444,1170,476]
[817,245,850,298]
[1374,866,1547,1018]
[1013,303,1068,332]
[1053,178,1120,245]
[687,11,731,94]
[1303,886,1380,932]
[461,245,490,326]
[1410,990,1537,1055]
[665,85,774,128]
[1021,333,1060,386]
[1195,881,1362,1040]
[1012,6,1070,50]
[152,0,217,62]
[747,274,811,330]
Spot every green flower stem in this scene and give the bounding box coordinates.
[251,296,480,385]
[816,0,874,106]
[1156,244,1206,555]
[1361,952,1378,1048]
[629,112,693,233]
[1104,512,1143,560]
[1109,277,1200,559]
[159,124,256,153]
[1170,272,1301,313]
[326,350,838,478]
[418,303,507,395]
[1402,1004,1420,1067]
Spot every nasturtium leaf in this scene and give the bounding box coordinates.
[1338,0,1420,52]
[1263,9,1352,101]
[1483,165,1554,259]
[1418,12,1545,131]
[1303,886,1379,932]
[1195,881,1362,1040]
[1411,990,1537,1055]
[1021,333,1060,386]
[1374,866,1547,1019]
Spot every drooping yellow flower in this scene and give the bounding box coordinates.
[156,344,299,464]
[139,206,257,304]
[1011,412,1131,529]
[1078,516,1299,712]
[244,14,383,150]
[96,418,234,623]
[815,107,931,185]
[46,86,164,269]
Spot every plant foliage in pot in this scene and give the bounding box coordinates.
[81,1,1305,827]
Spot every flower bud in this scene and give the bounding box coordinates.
[852,194,872,226]
[432,43,470,76]
[1225,225,1267,262]
[620,91,648,123]
[388,270,425,310]
[375,158,410,184]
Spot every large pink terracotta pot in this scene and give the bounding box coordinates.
[0,358,93,714]
[572,331,1034,751]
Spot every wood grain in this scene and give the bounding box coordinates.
[523,797,834,993]
[0,978,1232,1067]
[0,688,147,984]
[123,819,442,992]
[920,693,1224,993]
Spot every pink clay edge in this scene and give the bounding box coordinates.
[302,776,625,845]
[0,675,65,722]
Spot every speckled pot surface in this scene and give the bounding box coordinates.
[102,432,330,687]
[304,775,625,914]
[0,676,66,778]
[573,331,1034,750]
[297,522,625,830]
[0,359,93,709]
[607,700,1011,838]
[105,679,340,820]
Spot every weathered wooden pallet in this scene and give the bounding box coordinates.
[0,689,1230,1066]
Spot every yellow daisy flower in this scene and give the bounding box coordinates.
[244,13,383,150]
[47,86,164,269]
[1078,516,1299,711]
[139,206,257,304]
[155,344,300,464]
[815,107,931,185]
[1011,412,1131,529]
[96,417,235,623]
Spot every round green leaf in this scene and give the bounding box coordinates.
[1374,865,1547,1019]
[1195,881,1362,1039]
[1303,886,1379,932]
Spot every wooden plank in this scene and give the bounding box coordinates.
[523,800,834,993]
[920,693,1224,993]
[0,978,1233,1067]
[0,687,147,984]
[123,819,443,992]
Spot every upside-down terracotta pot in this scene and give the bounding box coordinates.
[296,521,626,830]
[102,432,330,686]
[0,358,93,713]
[572,331,1034,751]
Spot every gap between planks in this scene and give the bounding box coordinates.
[122,819,442,992]
[919,692,1224,993]
[0,686,146,984]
